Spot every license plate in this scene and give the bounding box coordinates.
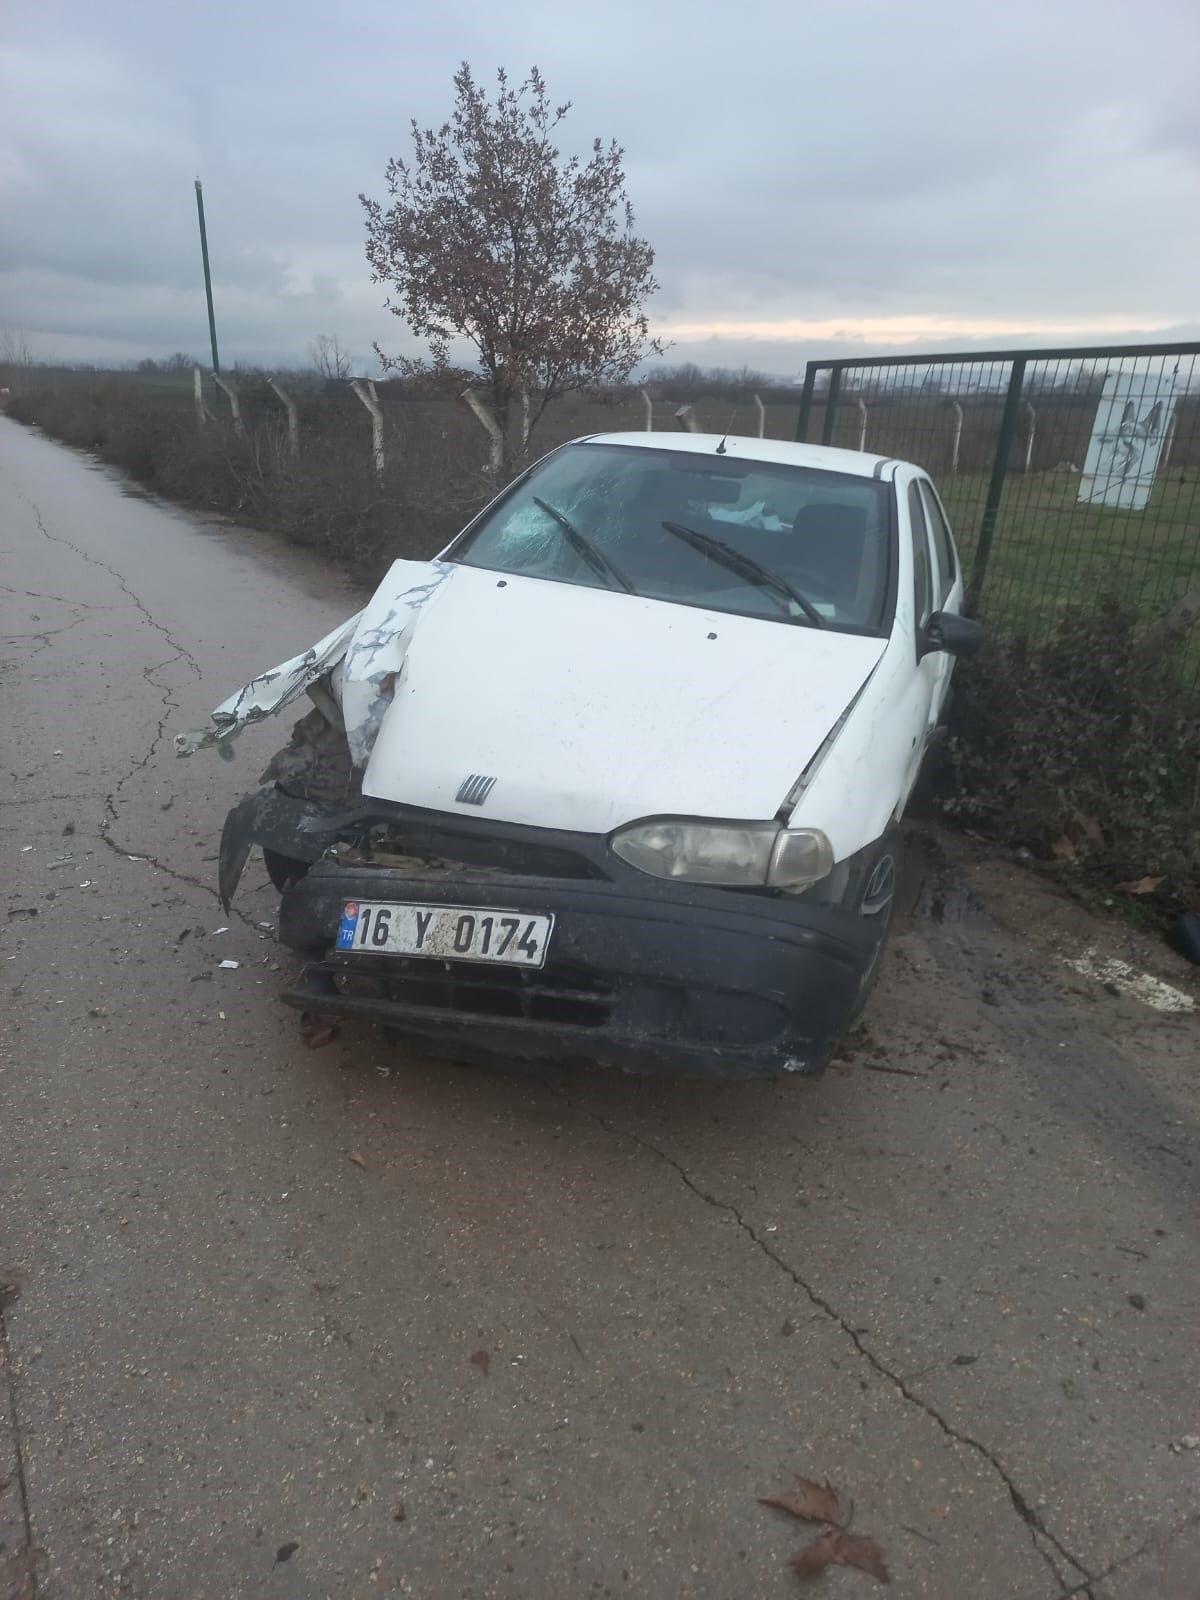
[336,901,554,969]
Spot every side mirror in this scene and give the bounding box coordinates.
[922,610,983,659]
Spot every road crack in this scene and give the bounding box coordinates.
[578,1106,1095,1595]
[1,1306,38,1597]
[19,491,215,880]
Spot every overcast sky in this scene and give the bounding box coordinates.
[2,0,1197,377]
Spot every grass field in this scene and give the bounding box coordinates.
[937,470,1200,641]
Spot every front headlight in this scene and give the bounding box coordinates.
[610,820,833,892]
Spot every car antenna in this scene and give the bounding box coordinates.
[715,405,737,455]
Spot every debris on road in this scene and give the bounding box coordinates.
[790,1530,891,1584]
[218,959,240,970]
[1065,949,1195,1014]
[299,1011,340,1049]
[348,1152,367,1170]
[759,1478,843,1524]
[470,1349,491,1377]
[760,1476,890,1586]
[272,1541,300,1568]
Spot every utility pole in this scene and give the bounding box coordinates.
[194,178,220,374]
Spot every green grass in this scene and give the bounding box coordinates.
[936,470,1200,639]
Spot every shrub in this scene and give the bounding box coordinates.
[939,599,1200,903]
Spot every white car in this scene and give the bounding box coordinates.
[178,432,980,1077]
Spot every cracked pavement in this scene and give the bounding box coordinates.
[2,419,1199,1598]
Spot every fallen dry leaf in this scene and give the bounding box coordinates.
[272,1541,300,1568]
[1115,875,1165,896]
[833,1532,891,1584]
[1072,811,1105,848]
[790,1530,890,1585]
[299,1010,340,1049]
[469,1349,491,1376]
[759,1477,843,1525]
[348,1152,367,1170]
[1051,834,1076,861]
[788,1531,840,1577]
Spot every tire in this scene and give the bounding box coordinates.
[263,846,309,893]
[850,831,901,1014]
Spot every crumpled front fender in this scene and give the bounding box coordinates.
[174,613,362,759]
[218,787,354,909]
[173,558,454,766]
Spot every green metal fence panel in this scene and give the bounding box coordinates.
[795,341,1200,675]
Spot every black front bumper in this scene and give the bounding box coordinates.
[277,858,878,1080]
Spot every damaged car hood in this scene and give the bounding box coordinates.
[180,560,886,833]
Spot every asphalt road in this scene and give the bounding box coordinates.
[2,418,1198,1600]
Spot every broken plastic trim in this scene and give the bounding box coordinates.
[218,788,353,910]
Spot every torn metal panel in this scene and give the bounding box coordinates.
[338,560,454,768]
[174,559,453,764]
[174,612,362,757]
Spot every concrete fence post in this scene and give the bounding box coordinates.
[351,379,385,475]
[1022,401,1036,472]
[193,366,206,430]
[674,404,698,433]
[753,394,766,438]
[949,400,964,474]
[856,397,868,452]
[641,388,653,431]
[213,373,243,435]
[461,388,504,473]
[268,378,299,457]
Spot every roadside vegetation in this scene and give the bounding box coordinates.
[5,365,1198,917]
[940,604,1200,914]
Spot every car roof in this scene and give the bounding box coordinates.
[574,430,898,480]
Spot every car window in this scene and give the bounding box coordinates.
[918,480,956,603]
[452,442,895,634]
[907,481,935,627]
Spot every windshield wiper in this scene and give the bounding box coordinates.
[659,520,824,627]
[532,497,636,595]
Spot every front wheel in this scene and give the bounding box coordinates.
[850,833,901,1013]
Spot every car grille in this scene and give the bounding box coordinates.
[357,820,605,881]
[331,956,614,1028]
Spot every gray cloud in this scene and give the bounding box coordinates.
[1,0,1196,374]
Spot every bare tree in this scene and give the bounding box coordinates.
[309,334,354,381]
[0,329,34,369]
[361,63,663,474]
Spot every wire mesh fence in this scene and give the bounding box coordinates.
[796,342,1200,674]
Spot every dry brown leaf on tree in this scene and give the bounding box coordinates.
[758,1477,843,1525]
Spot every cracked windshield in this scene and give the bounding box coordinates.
[456,443,891,630]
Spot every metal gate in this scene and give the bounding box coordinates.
[795,341,1200,656]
